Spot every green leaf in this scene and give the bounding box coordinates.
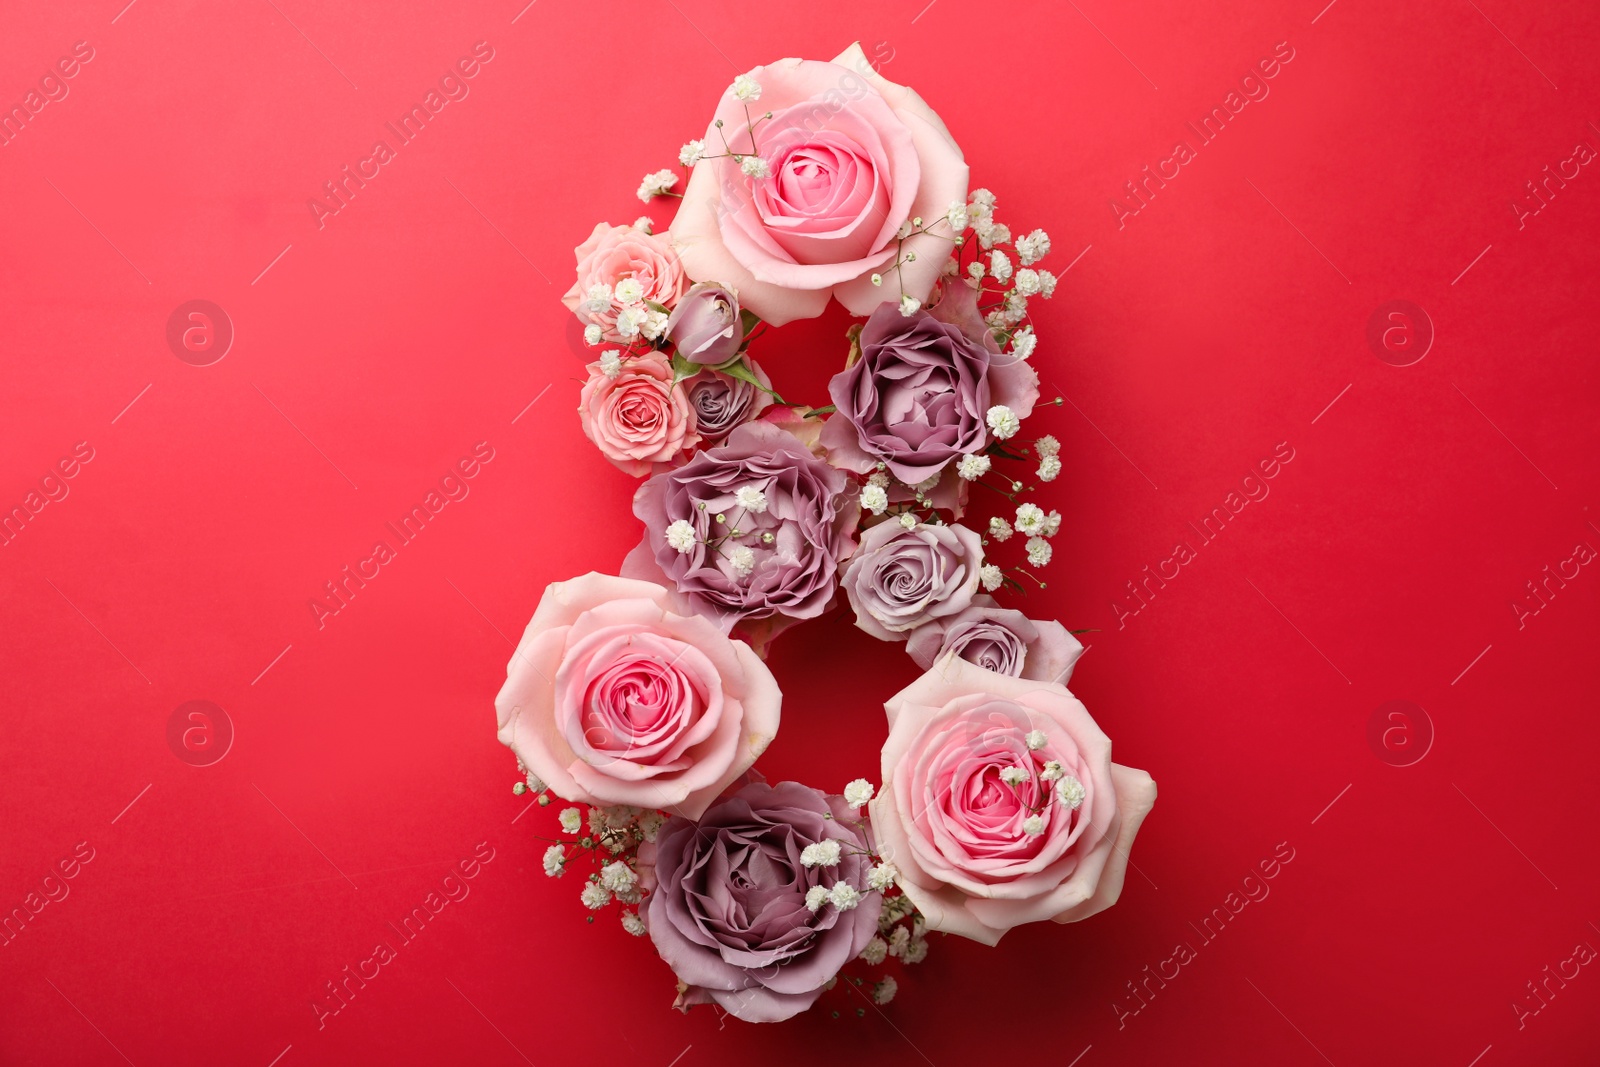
[801,404,837,418]
[740,309,762,336]
[669,354,702,386]
[713,356,787,405]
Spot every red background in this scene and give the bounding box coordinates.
[3,0,1598,1063]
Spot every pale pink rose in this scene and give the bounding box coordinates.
[562,222,689,342]
[578,351,699,477]
[869,656,1157,945]
[495,573,781,821]
[668,43,968,325]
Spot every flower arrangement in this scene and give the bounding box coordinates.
[495,44,1156,1024]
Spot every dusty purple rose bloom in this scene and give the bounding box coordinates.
[642,780,881,1023]
[684,361,774,445]
[841,519,983,641]
[624,421,860,644]
[819,299,1040,485]
[666,281,743,365]
[906,594,1084,683]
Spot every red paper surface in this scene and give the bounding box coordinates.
[3,1,1598,1064]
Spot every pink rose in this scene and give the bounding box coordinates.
[562,222,689,342]
[494,573,781,821]
[578,351,699,476]
[869,656,1157,945]
[669,43,968,325]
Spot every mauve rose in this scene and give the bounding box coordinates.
[669,44,968,325]
[869,656,1157,946]
[684,361,773,445]
[667,282,744,365]
[641,779,881,1022]
[624,421,860,645]
[819,300,1040,486]
[562,222,688,342]
[841,519,983,641]
[579,351,699,477]
[494,573,780,821]
[906,595,1083,683]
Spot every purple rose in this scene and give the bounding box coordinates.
[684,361,774,445]
[666,282,743,365]
[818,299,1040,485]
[624,421,860,646]
[841,519,984,641]
[906,595,1084,683]
[641,780,882,1022]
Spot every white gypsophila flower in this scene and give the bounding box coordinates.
[1041,760,1064,781]
[636,811,667,842]
[987,405,1020,440]
[957,454,991,480]
[988,516,1014,542]
[1010,327,1037,361]
[739,155,770,179]
[640,310,670,341]
[860,484,889,516]
[587,807,607,835]
[999,766,1029,786]
[1014,503,1046,535]
[583,323,603,346]
[979,564,1004,592]
[902,938,929,964]
[525,770,546,793]
[1035,434,1061,458]
[731,72,762,101]
[665,519,698,553]
[1022,814,1046,836]
[946,200,969,233]
[612,278,645,306]
[580,882,612,909]
[614,305,646,340]
[598,350,622,380]
[874,977,899,1005]
[1038,455,1063,482]
[735,485,768,513]
[941,256,960,277]
[805,885,830,913]
[1014,268,1042,297]
[1026,729,1048,751]
[1058,775,1086,809]
[542,844,565,877]
[1026,537,1053,567]
[844,779,875,809]
[615,885,643,905]
[867,470,891,488]
[728,545,755,578]
[984,222,1012,248]
[967,262,986,280]
[899,295,921,316]
[679,139,706,167]
[859,937,889,966]
[600,861,637,892]
[558,807,582,834]
[829,882,862,911]
[898,513,918,530]
[581,283,612,314]
[867,862,898,891]
[621,911,646,936]
[636,169,677,203]
[879,894,913,926]
[887,927,911,957]
[972,217,995,245]
[970,188,997,211]
[1038,269,1059,298]
[913,473,941,494]
[1044,509,1064,537]
[1016,228,1051,266]
[989,249,1014,282]
[633,215,654,234]
[800,840,843,868]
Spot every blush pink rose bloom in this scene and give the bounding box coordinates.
[495,573,781,821]
[869,656,1157,945]
[668,43,969,325]
[562,222,689,342]
[578,351,699,476]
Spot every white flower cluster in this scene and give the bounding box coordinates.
[636,169,677,202]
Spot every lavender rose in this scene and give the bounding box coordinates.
[841,519,983,641]
[624,421,860,646]
[641,780,882,1022]
[906,595,1084,683]
[666,282,744,365]
[684,361,774,445]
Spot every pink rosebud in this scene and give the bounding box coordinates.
[665,282,743,365]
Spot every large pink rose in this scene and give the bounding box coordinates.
[578,351,699,476]
[869,656,1157,945]
[669,43,968,325]
[562,222,689,341]
[495,573,781,820]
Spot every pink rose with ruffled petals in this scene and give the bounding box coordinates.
[495,573,780,821]
[579,351,699,476]
[562,222,688,342]
[869,656,1157,945]
[669,43,968,325]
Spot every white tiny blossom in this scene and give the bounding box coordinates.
[843,779,875,809]
[899,295,921,316]
[829,882,862,911]
[612,278,644,306]
[801,840,843,868]
[898,512,918,529]
[989,249,1014,282]
[1026,729,1048,750]
[1035,434,1061,458]
[665,519,698,553]
[1014,268,1042,296]
[735,485,768,513]
[600,861,637,892]
[957,454,991,480]
[614,305,647,340]
[633,216,654,234]
[637,811,667,842]
[1057,775,1086,809]
[1038,455,1062,483]
[1010,327,1037,361]
[873,977,899,1005]
[913,473,940,493]
[902,938,929,964]
[580,882,612,909]
[967,262,987,280]
[728,545,755,578]
[621,910,647,936]
[1041,760,1064,781]
[1016,228,1051,266]
[969,188,996,211]
[640,310,670,341]
[587,807,608,835]
[887,927,912,957]
[558,807,582,834]
[636,169,678,202]
[583,324,603,346]
[1026,537,1053,567]
[999,766,1029,786]
[867,862,898,891]
[525,770,546,794]
[867,470,891,488]
[581,283,612,313]
[739,155,770,179]
[860,484,889,515]
[731,72,762,101]
[979,564,1004,591]
[1022,814,1046,836]
[860,936,889,966]
[679,139,706,167]
[1014,503,1046,535]
[615,884,643,904]
[945,200,969,233]
[598,350,622,379]
[1038,270,1059,298]
[988,516,1014,542]
[805,885,830,912]
[987,405,1020,440]
[542,844,565,877]
[985,222,1013,248]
